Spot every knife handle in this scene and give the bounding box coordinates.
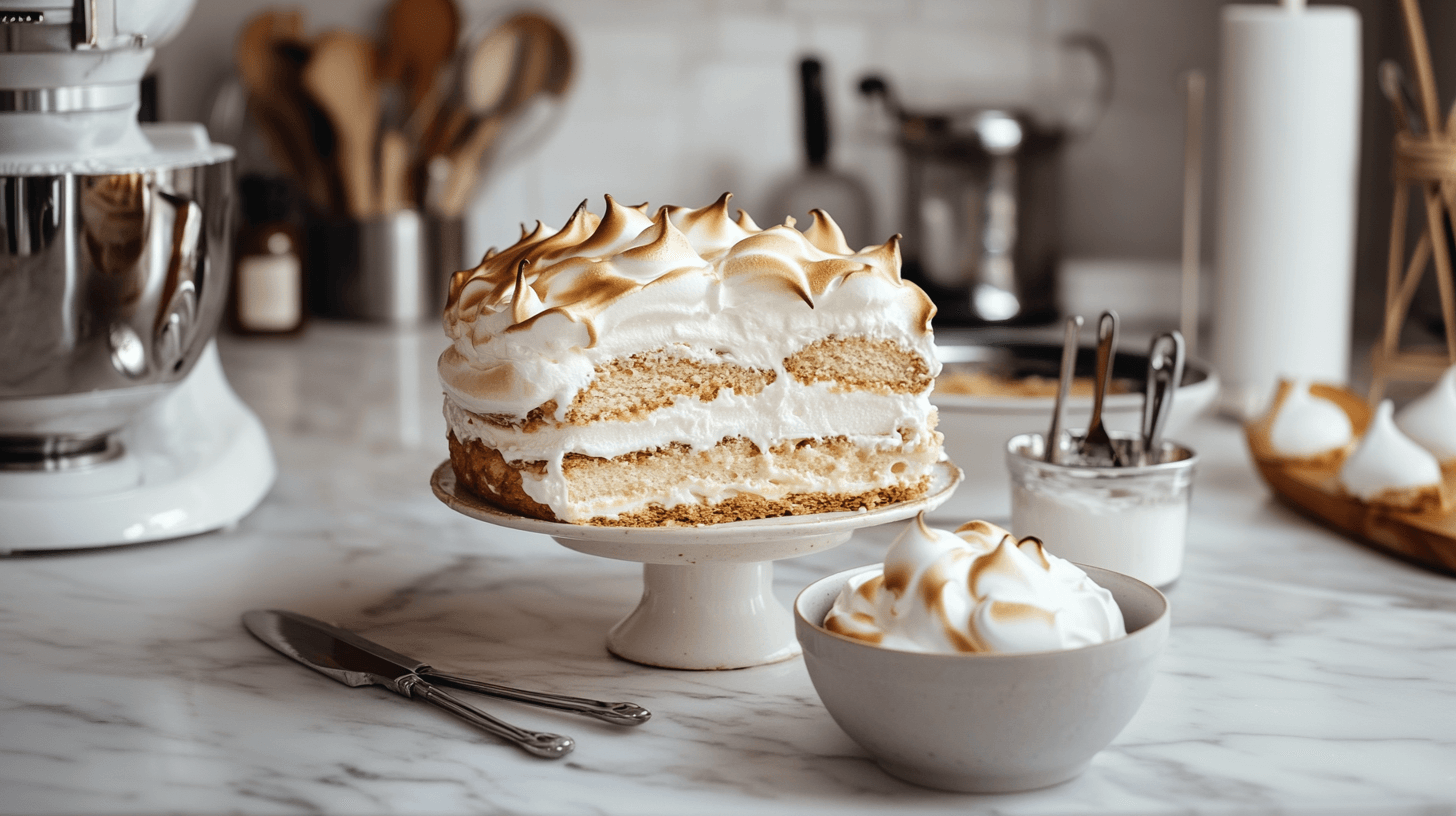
[401,675,574,759]
[421,671,651,727]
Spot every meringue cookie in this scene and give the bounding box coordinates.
[1339,400,1445,512]
[1268,380,1354,460]
[822,515,1126,655]
[1395,365,1456,465]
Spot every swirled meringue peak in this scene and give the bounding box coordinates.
[1396,364,1456,464]
[823,514,1126,655]
[1269,380,1354,459]
[439,194,936,419]
[1339,400,1443,504]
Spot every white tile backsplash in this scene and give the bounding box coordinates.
[717,14,800,58]
[157,0,1237,272]
[783,0,916,19]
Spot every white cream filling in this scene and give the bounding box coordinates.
[445,380,933,461]
[445,383,938,522]
[523,446,936,523]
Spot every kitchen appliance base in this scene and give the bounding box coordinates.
[0,344,275,554]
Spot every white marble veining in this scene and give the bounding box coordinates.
[3,323,1456,815]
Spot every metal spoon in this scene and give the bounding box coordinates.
[1046,314,1083,463]
[1077,310,1123,467]
[1138,331,1186,466]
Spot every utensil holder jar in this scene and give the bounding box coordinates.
[306,210,464,325]
[1006,432,1197,588]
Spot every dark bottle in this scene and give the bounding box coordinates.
[231,174,305,335]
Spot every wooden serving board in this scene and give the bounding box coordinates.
[1244,384,1456,578]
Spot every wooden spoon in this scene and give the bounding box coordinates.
[464,21,523,117]
[514,13,574,100]
[378,129,411,214]
[235,10,337,210]
[236,10,302,96]
[436,14,573,216]
[380,0,460,119]
[415,19,518,171]
[303,31,383,218]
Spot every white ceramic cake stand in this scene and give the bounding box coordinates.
[431,461,962,670]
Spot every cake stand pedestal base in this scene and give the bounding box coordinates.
[606,558,843,670]
[432,461,961,671]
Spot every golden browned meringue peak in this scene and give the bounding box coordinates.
[823,515,1126,654]
[442,193,936,345]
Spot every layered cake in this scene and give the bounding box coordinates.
[438,194,942,526]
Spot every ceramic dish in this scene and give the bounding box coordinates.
[794,563,1169,793]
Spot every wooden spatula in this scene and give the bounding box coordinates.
[303,31,383,218]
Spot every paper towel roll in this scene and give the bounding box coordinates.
[1212,4,1361,419]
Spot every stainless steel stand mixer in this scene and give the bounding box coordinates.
[0,0,275,552]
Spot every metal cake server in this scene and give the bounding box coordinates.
[242,610,650,758]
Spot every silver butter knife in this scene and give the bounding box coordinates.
[242,610,650,758]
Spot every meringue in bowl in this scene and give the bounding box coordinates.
[794,518,1169,793]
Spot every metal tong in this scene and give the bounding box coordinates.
[1138,331,1186,466]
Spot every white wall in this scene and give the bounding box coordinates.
[152,0,1269,272]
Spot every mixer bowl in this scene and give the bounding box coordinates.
[0,126,234,455]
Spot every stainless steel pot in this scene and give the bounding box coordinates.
[897,108,1065,326]
[861,35,1112,327]
[0,141,234,463]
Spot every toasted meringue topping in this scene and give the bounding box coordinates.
[1268,380,1354,458]
[440,194,938,421]
[445,194,931,343]
[823,514,1126,654]
[1396,365,1456,463]
[1339,400,1442,501]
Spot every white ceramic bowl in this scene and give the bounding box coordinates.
[931,342,1218,520]
[794,563,1170,793]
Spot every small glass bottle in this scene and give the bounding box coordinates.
[231,175,305,335]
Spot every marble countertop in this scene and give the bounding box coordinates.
[4,324,1456,815]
